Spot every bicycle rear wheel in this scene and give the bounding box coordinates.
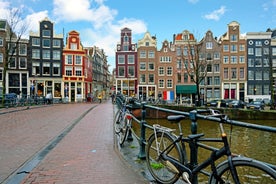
[146,131,183,184]
[209,157,276,184]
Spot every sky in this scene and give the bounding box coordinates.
[0,0,276,71]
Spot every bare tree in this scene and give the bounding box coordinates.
[182,43,207,106]
[1,8,28,104]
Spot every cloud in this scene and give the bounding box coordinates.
[53,0,117,28]
[203,6,226,21]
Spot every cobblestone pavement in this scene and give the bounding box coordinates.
[0,102,149,184]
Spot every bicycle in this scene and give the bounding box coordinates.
[114,95,135,146]
[146,109,276,184]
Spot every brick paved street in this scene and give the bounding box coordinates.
[0,102,148,184]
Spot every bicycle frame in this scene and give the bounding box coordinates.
[157,122,240,183]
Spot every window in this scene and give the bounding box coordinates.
[263,58,269,67]
[239,44,245,51]
[230,34,237,41]
[184,73,188,83]
[239,56,245,63]
[148,63,154,70]
[255,58,262,67]
[224,68,228,79]
[42,30,51,37]
[206,42,213,49]
[140,74,145,83]
[118,55,125,64]
[19,44,27,55]
[248,70,254,80]
[207,77,212,85]
[231,68,237,79]
[223,45,229,52]
[255,71,262,80]
[255,41,262,46]
[43,39,50,47]
[248,58,254,67]
[19,57,27,69]
[214,52,220,59]
[118,66,125,77]
[75,67,82,76]
[53,39,61,47]
[183,46,188,56]
[263,47,269,55]
[176,47,181,56]
[158,67,164,76]
[0,53,3,63]
[65,66,72,76]
[231,56,237,64]
[240,68,244,79]
[53,63,60,75]
[149,74,154,83]
[230,45,237,52]
[140,62,146,70]
[214,76,220,85]
[177,60,182,69]
[32,62,40,75]
[65,55,73,64]
[32,38,40,46]
[248,48,254,55]
[255,48,262,56]
[8,43,16,55]
[9,57,16,68]
[206,53,212,60]
[272,48,276,56]
[75,55,82,65]
[167,79,173,88]
[70,43,77,50]
[53,50,60,60]
[207,64,212,72]
[128,66,135,77]
[140,50,146,58]
[32,49,40,59]
[167,67,173,76]
[0,37,3,46]
[263,71,269,80]
[223,56,229,63]
[43,50,50,59]
[148,51,155,58]
[128,55,134,64]
[43,63,50,75]
[214,64,220,72]
[158,79,164,88]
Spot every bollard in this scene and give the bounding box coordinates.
[189,110,198,184]
[138,102,146,159]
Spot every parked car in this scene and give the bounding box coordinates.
[246,101,265,110]
[228,100,246,108]
[206,99,219,107]
[220,99,234,108]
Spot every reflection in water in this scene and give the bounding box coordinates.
[132,119,275,183]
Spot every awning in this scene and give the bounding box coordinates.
[176,85,197,94]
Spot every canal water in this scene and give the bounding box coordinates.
[132,118,275,183]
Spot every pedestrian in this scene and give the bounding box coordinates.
[45,93,52,104]
[98,93,102,103]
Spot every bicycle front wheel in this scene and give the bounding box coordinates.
[118,117,129,146]
[114,109,124,134]
[209,157,276,184]
[146,131,183,184]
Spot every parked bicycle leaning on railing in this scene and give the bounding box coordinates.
[146,109,276,184]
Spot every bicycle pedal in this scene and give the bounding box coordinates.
[182,172,191,184]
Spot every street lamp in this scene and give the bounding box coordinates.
[127,74,130,96]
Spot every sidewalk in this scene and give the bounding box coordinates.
[19,102,149,184]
